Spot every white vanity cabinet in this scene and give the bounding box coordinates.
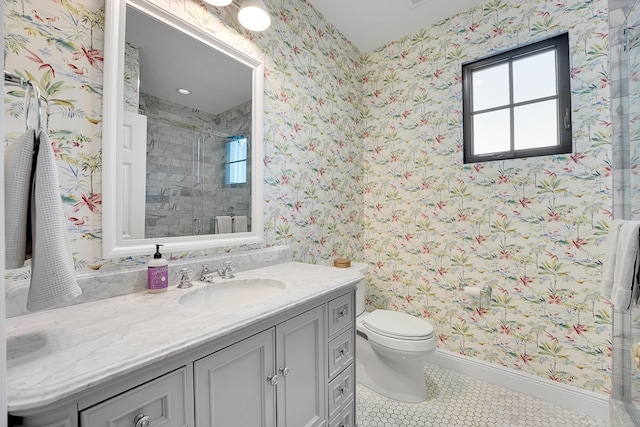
[195,305,326,427]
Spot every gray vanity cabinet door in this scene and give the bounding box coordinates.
[79,367,191,427]
[275,305,326,427]
[194,328,276,427]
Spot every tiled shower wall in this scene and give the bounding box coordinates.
[141,92,252,238]
[609,0,638,425]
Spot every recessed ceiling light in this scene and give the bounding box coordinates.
[177,88,191,95]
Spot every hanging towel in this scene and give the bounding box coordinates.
[5,129,35,269]
[216,216,232,234]
[601,219,625,298]
[233,216,248,233]
[26,131,82,311]
[610,221,640,310]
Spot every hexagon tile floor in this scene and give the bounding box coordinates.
[355,363,609,427]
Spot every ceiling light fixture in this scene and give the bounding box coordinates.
[204,0,271,32]
[237,0,271,32]
[177,88,191,95]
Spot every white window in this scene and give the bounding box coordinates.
[225,137,248,185]
[462,33,572,163]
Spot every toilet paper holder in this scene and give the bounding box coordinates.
[461,284,492,308]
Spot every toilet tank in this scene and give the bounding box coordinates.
[350,262,368,316]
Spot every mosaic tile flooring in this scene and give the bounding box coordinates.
[356,363,609,427]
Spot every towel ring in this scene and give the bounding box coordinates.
[23,80,42,135]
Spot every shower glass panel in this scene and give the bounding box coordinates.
[144,118,242,238]
[625,0,640,423]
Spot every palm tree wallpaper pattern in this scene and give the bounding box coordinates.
[4,0,613,396]
[361,0,612,394]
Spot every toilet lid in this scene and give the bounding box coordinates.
[362,310,434,340]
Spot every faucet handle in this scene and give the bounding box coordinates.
[219,261,235,279]
[176,268,193,289]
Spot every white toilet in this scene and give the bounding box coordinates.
[353,262,436,403]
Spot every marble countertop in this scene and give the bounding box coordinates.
[6,261,363,412]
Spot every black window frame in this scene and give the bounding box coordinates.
[462,32,572,164]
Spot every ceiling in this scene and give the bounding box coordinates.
[307,0,488,52]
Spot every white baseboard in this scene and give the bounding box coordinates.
[429,348,609,421]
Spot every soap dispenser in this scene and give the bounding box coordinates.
[148,244,168,293]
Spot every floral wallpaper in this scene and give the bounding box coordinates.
[361,0,612,394]
[3,0,614,396]
[3,0,362,271]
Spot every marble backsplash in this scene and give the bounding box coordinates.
[6,246,292,318]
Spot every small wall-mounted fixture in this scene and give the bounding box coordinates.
[203,0,271,32]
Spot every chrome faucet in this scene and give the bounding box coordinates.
[217,261,235,279]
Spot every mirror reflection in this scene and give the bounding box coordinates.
[123,5,253,239]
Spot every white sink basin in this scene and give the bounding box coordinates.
[179,279,287,312]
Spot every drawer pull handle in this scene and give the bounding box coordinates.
[337,308,347,318]
[134,414,151,427]
[279,366,290,377]
[339,347,347,356]
[338,424,350,427]
[267,373,279,386]
[338,385,346,395]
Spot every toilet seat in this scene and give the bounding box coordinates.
[358,310,436,353]
[362,310,434,340]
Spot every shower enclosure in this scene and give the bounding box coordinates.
[611,0,640,424]
[144,116,251,239]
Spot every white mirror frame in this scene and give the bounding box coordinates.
[102,0,264,258]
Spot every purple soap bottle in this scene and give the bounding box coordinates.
[148,244,168,293]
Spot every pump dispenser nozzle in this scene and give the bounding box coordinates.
[154,244,164,259]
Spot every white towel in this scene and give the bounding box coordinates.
[26,132,82,311]
[610,221,640,310]
[216,216,232,234]
[5,129,35,269]
[233,216,247,233]
[601,219,625,298]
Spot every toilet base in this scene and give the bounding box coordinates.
[356,334,428,403]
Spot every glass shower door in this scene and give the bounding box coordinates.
[625,1,640,422]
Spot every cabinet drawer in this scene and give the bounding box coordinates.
[328,328,353,379]
[329,399,354,427]
[80,367,190,427]
[328,364,354,421]
[328,293,353,337]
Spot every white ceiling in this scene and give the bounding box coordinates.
[307,0,488,52]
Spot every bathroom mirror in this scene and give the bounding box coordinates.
[103,0,264,257]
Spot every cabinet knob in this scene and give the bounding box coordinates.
[337,308,347,317]
[338,385,346,395]
[279,366,290,377]
[267,373,279,386]
[134,413,151,427]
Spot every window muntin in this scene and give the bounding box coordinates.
[462,33,571,163]
[224,137,248,185]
